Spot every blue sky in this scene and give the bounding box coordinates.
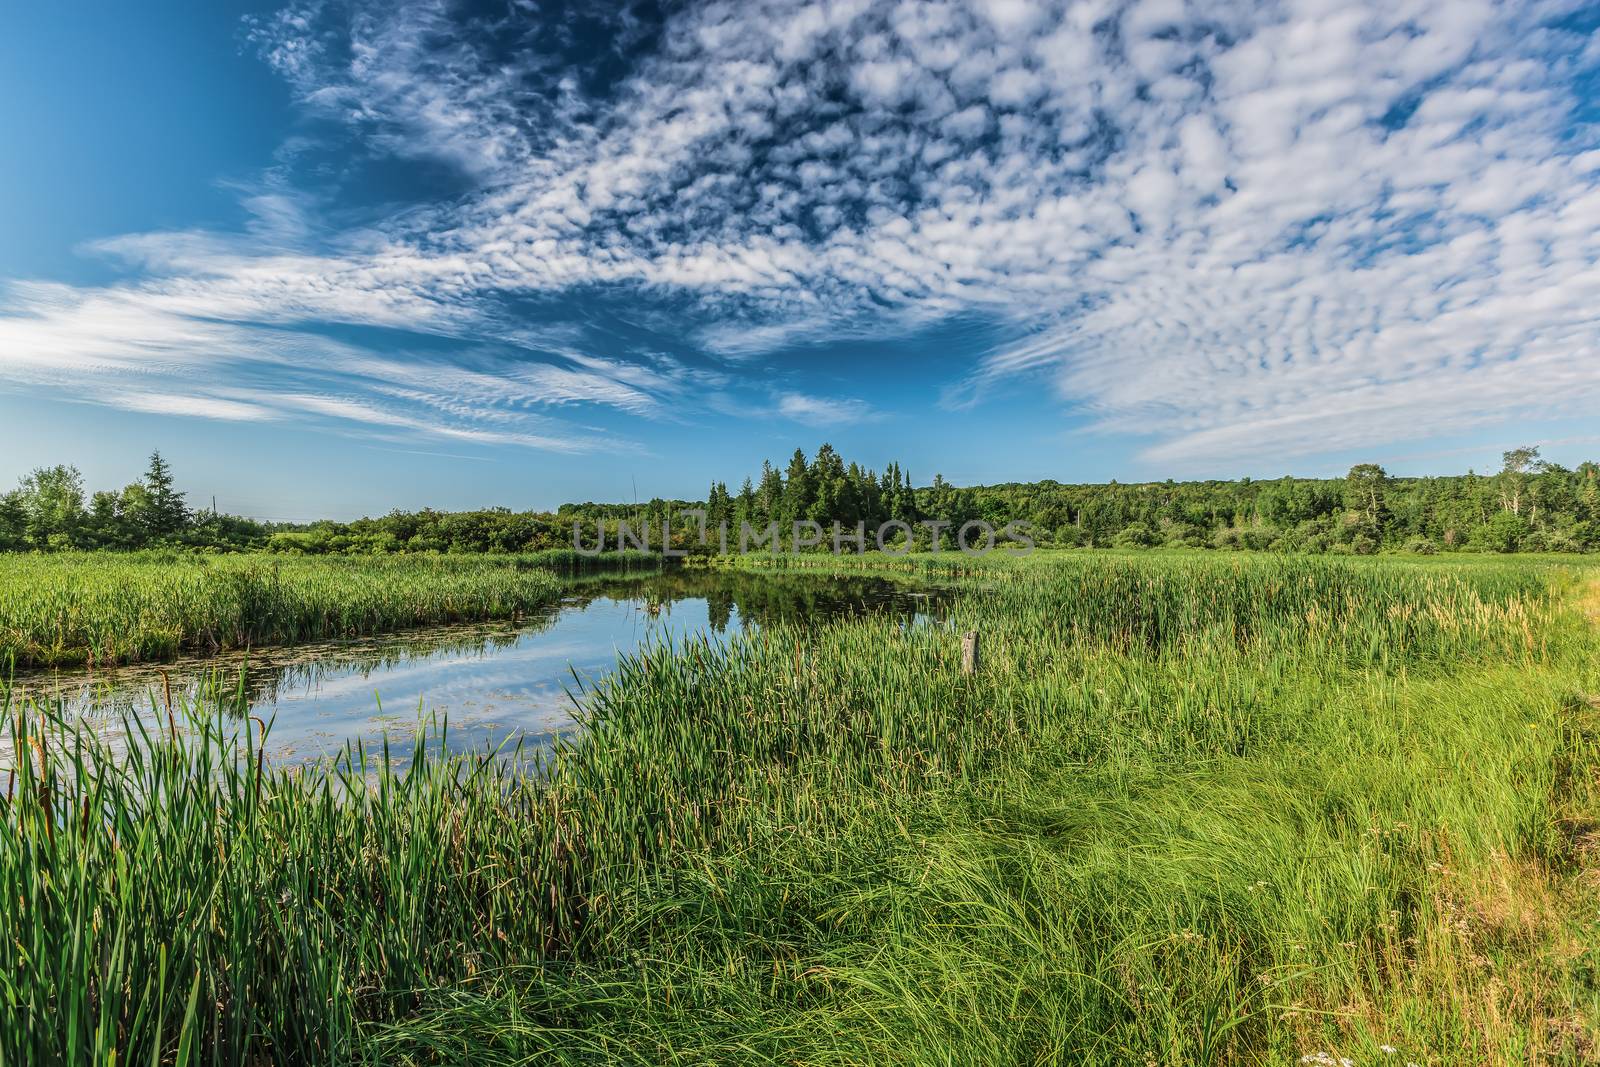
[1,0,1598,520]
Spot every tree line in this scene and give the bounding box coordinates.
[565,444,1599,555]
[958,449,1598,554]
[3,445,1595,555]
[0,453,264,552]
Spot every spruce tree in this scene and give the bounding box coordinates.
[141,451,189,538]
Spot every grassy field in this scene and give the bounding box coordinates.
[0,549,656,669]
[2,551,1597,1064]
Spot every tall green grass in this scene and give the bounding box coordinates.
[0,550,657,668]
[1,554,1596,1064]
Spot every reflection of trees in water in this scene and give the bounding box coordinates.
[37,571,947,717]
[564,570,946,634]
[40,612,568,717]
[240,618,562,705]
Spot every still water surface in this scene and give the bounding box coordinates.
[16,570,946,763]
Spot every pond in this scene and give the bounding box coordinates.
[10,570,947,765]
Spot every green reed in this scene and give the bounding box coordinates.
[0,549,657,668]
[1,552,1595,1064]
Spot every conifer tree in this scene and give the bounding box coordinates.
[139,451,189,538]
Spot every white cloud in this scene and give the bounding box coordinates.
[276,393,594,452]
[776,392,877,426]
[118,393,283,421]
[1,0,1597,465]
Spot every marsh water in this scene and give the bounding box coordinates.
[14,570,946,764]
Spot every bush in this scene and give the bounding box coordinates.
[1239,527,1279,551]
[1112,522,1157,548]
[1538,531,1585,554]
[1268,529,1309,553]
[265,531,322,554]
[1161,522,1208,548]
[1212,527,1246,551]
[1052,525,1088,549]
[1467,512,1530,553]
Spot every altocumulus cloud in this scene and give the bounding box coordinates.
[0,0,1597,462]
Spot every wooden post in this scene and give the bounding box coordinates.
[960,631,979,675]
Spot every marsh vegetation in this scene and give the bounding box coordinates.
[0,550,658,669]
[15,569,947,766]
[3,551,1597,1063]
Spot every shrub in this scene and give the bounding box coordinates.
[1112,522,1157,548]
[1212,527,1246,551]
[1468,512,1530,553]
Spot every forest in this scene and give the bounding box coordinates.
[2,444,1595,555]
